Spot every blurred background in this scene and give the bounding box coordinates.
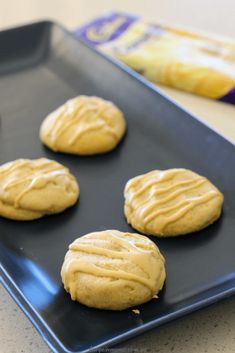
[1,0,235,38]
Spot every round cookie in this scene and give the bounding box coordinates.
[124,168,224,237]
[0,158,79,221]
[40,96,126,155]
[61,230,166,310]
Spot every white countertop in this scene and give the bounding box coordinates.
[0,1,235,352]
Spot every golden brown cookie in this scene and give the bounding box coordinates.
[124,168,224,237]
[61,230,166,310]
[40,96,126,155]
[0,158,79,220]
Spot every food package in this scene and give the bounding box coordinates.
[75,12,235,104]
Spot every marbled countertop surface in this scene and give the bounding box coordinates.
[1,285,235,353]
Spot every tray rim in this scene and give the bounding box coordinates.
[1,263,235,353]
[0,20,235,353]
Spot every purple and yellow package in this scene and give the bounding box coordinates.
[75,12,235,104]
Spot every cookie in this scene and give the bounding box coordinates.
[124,168,224,237]
[40,96,126,155]
[61,230,166,310]
[0,158,79,220]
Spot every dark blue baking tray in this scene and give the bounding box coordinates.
[0,21,235,353]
